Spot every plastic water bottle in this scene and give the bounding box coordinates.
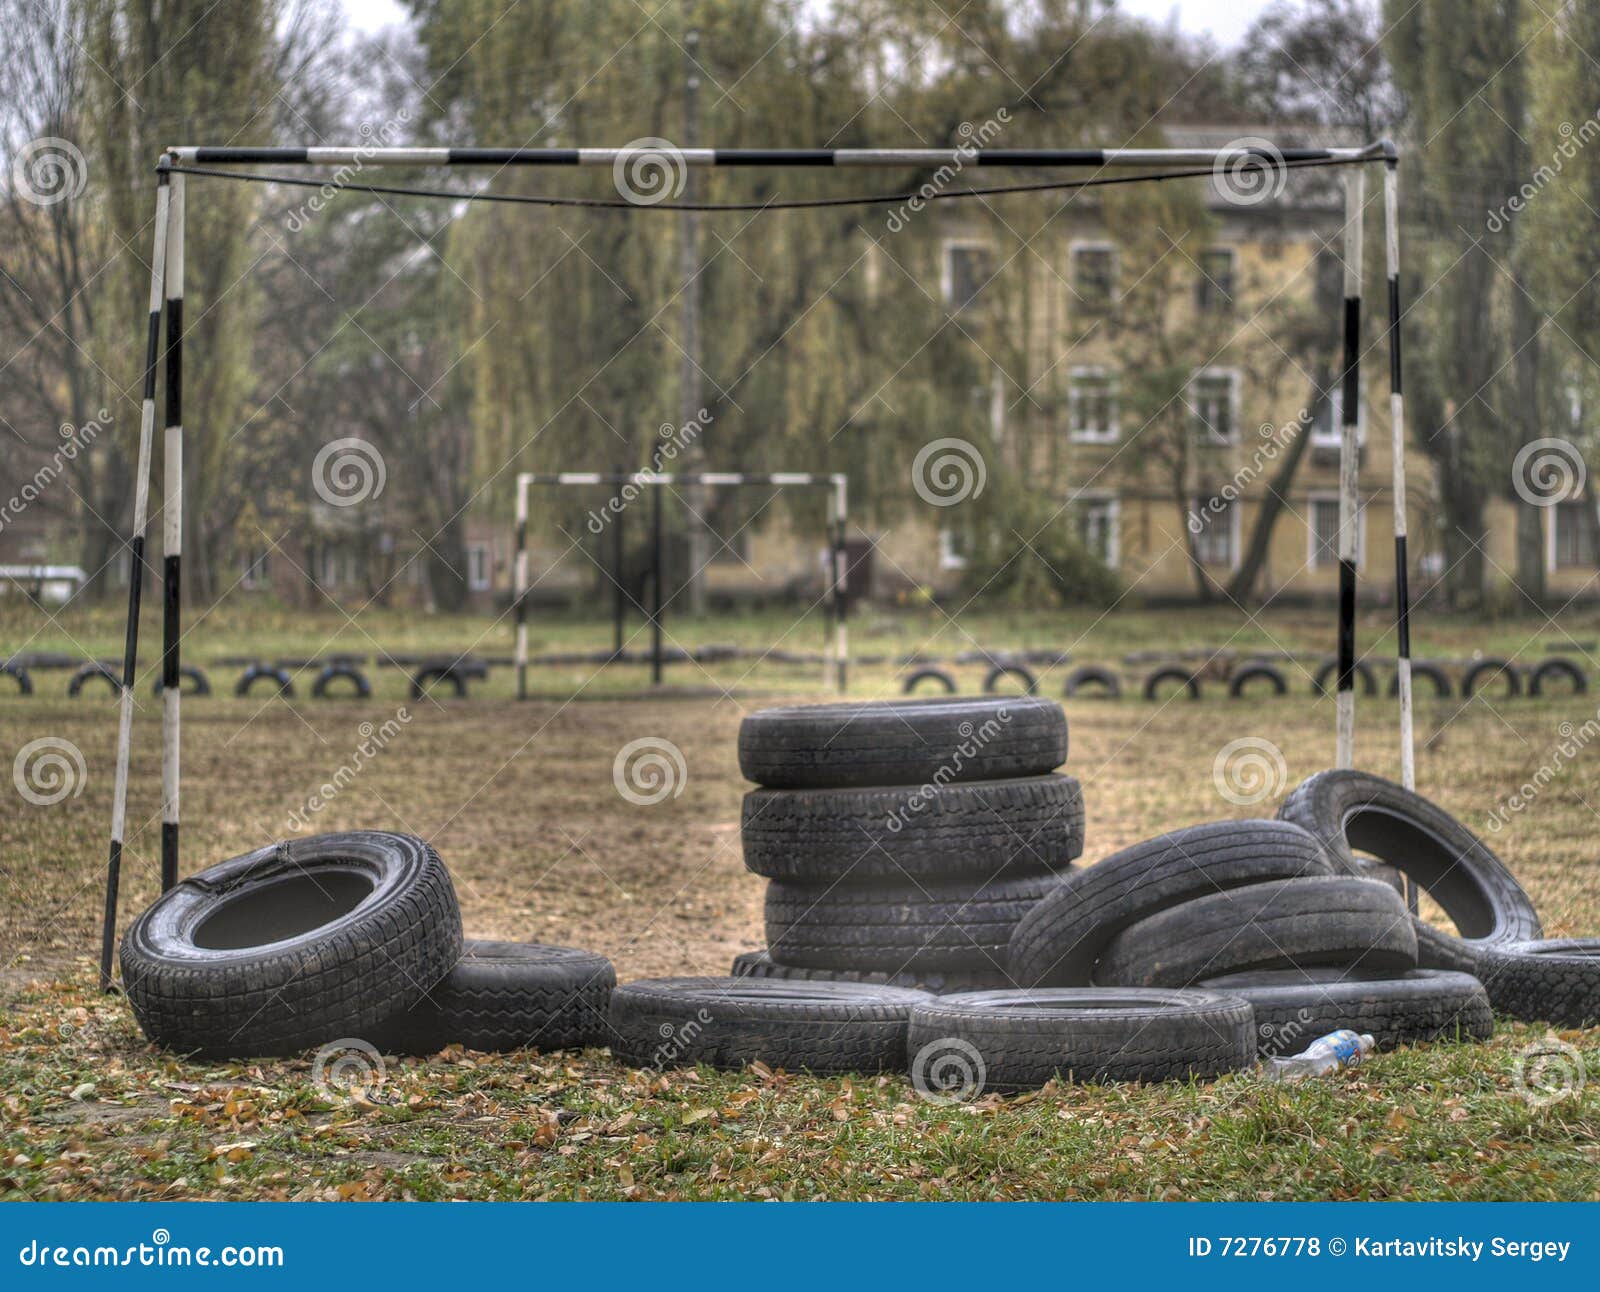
[1261,1029,1375,1082]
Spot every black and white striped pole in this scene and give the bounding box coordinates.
[514,475,529,701]
[100,168,171,992]
[828,474,849,694]
[160,172,185,892]
[1383,159,1414,792]
[1336,167,1364,770]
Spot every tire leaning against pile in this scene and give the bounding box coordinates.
[1006,819,1334,988]
[1277,770,1541,972]
[740,774,1085,883]
[1471,938,1600,1027]
[737,696,1067,790]
[906,988,1256,1092]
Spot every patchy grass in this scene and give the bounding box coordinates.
[1,605,1598,1200]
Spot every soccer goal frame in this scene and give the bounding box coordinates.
[513,470,850,698]
[102,139,1410,990]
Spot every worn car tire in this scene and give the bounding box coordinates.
[737,696,1067,790]
[1095,876,1418,987]
[370,940,616,1054]
[901,667,958,695]
[1472,939,1600,1026]
[608,977,929,1074]
[1007,819,1334,988]
[1203,967,1493,1056]
[731,949,1013,995]
[1277,770,1541,972]
[1529,658,1587,697]
[1462,657,1522,699]
[1143,667,1200,701]
[120,832,462,1058]
[1063,665,1121,699]
[983,663,1038,695]
[906,988,1255,1091]
[765,873,1057,972]
[1229,663,1289,697]
[741,774,1085,883]
[1390,662,1452,698]
[1312,658,1378,696]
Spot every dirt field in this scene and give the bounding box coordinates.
[2,605,1599,1200]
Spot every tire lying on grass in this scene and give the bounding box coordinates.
[741,774,1085,883]
[1007,819,1334,988]
[608,978,929,1074]
[369,940,616,1055]
[1202,967,1493,1057]
[737,696,1067,790]
[765,873,1059,972]
[906,988,1255,1092]
[1093,876,1418,988]
[730,949,1013,995]
[1471,938,1600,1027]
[1277,770,1542,972]
[120,832,462,1058]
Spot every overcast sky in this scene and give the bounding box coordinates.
[339,0,1269,47]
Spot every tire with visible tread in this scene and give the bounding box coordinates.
[731,949,1013,995]
[1143,667,1200,701]
[1229,664,1288,697]
[738,696,1067,790]
[741,774,1085,883]
[765,873,1057,972]
[906,988,1255,1091]
[1094,876,1418,987]
[120,831,463,1058]
[1312,658,1378,696]
[1202,967,1493,1056]
[1277,770,1542,972]
[1390,662,1451,698]
[1007,819,1334,988]
[901,667,957,695]
[1063,665,1121,699]
[1529,658,1586,697]
[608,977,929,1074]
[1462,657,1521,698]
[370,939,615,1054]
[1472,939,1600,1026]
[983,663,1037,695]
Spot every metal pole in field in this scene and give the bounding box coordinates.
[651,482,664,684]
[613,468,626,657]
[1336,166,1364,770]
[829,475,850,694]
[514,475,529,701]
[101,169,171,991]
[160,173,185,893]
[1383,160,1414,793]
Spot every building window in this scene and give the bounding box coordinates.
[1071,243,1116,312]
[938,526,970,571]
[240,549,269,589]
[1068,368,1119,442]
[1074,494,1120,568]
[942,242,992,313]
[1552,500,1597,569]
[467,543,490,591]
[1191,370,1239,444]
[1196,248,1235,313]
[1192,497,1238,568]
[1309,493,1367,569]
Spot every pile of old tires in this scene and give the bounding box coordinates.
[120,832,615,1059]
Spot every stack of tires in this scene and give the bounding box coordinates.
[731,697,1083,993]
[120,832,616,1059]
